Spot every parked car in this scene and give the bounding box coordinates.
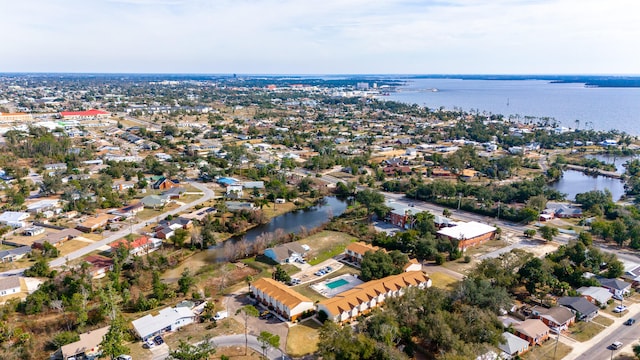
[610,341,623,350]
[154,335,164,345]
[614,305,627,313]
[214,311,228,321]
[625,318,636,326]
[143,338,155,348]
[116,356,132,360]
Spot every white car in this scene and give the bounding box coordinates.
[613,305,627,313]
[214,311,228,321]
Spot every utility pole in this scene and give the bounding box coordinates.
[457,193,462,211]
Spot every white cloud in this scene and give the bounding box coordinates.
[0,0,638,73]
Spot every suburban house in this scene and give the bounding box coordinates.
[558,296,599,322]
[498,331,530,359]
[544,202,583,218]
[531,306,575,331]
[26,199,60,214]
[577,286,613,306]
[436,221,497,251]
[109,235,159,256]
[163,187,185,199]
[109,202,144,218]
[0,246,31,262]
[226,184,244,198]
[152,177,180,190]
[317,271,431,324]
[156,217,193,231]
[264,243,308,264]
[141,194,170,209]
[76,214,113,233]
[83,255,114,279]
[132,306,196,340]
[344,242,380,264]
[242,181,265,190]
[623,264,640,286]
[0,211,30,228]
[23,226,45,236]
[0,277,21,298]
[514,319,550,345]
[226,201,255,212]
[58,326,110,360]
[597,277,631,299]
[250,277,315,322]
[33,228,82,249]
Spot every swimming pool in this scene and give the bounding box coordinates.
[326,278,349,289]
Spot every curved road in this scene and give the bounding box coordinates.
[1,181,215,275]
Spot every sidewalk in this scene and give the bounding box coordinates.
[562,302,640,360]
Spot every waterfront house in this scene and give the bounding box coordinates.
[264,243,307,264]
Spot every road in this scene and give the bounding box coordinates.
[148,334,288,360]
[1,181,215,276]
[571,306,640,360]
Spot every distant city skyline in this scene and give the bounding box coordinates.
[2,0,639,74]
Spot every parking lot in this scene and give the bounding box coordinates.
[288,258,343,285]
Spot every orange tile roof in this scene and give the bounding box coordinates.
[252,277,312,309]
[0,112,29,116]
[109,235,150,250]
[345,242,380,256]
[319,271,430,318]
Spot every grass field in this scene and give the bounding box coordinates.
[567,320,607,342]
[286,319,321,357]
[427,271,460,290]
[523,340,572,360]
[593,315,614,327]
[58,239,91,256]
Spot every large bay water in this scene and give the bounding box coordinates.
[386,79,640,135]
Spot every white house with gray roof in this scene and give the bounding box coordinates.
[132,306,195,340]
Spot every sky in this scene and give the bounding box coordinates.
[1,0,639,74]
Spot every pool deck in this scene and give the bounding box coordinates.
[310,274,364,298]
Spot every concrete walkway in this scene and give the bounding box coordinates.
[562,302,640,360]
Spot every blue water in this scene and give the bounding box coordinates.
[549,170,626,201]
[385,79,640,135]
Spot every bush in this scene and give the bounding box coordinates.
[463,255,472,263]
[435,253,446,265]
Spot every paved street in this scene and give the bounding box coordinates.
[0,181,215,276]
[566,303,640,360]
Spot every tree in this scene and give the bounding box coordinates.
[272,265,291,283]
[24,258,52,277]
[633,343,640,359]
[538,225,559,241]
[171,228,189,248]
[518,257,550,295]
[178,268,196,295]
[524,229,537,238]
[235,305,259,355]
[100,317,130,360]
[257,331,280,359]
[168,337,216,360]
[360,250,407,281]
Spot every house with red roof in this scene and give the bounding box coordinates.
[84,254,114,279]
[60,109,110,120]
[109,235,160,256]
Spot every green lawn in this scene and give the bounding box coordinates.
[567,321,606,342]
[308,244,347,265]
[286,319,321,357]
[427,271,460,290]
[523,340,572,360]
[593,315,614,327]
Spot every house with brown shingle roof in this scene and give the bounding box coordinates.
[344,242,380,264]
[250,277,314,321]
[514,319,550,345]
[532,305,575,331]
[317,271,431,323]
